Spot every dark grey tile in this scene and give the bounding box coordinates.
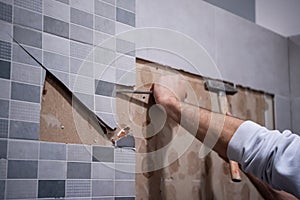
[7,160,38,178]
[44,16,69,39]
[71,8,93,29]
[0,1,12,23]
[0,99,9,118]
[0,159,6,179]
[92,146,114,162]
[9,120,39,140]
[66,180,91,197]
[95,80,116,97]
[116,8,135,27]
[43,51,69,72]
[0,79,10,100]
[0,40,11,60]
[70,23,93,45]
[116,0,135,13]
[13,6,42,30]
[14,0,42,13]
[40,142,66,160]
[0,140,7,159]
[116,39,135,57]
[11,82,41,103]
[55,0,69,4]
[38,180,65,198]
[95,0,115,20]
[12,44,42,66]
[0,180,4,199]
[95,15,115,35]
[6,180,37,199]
[13,25,42,48]
[0,59,10,79]
[92,180,113,197]
[67,162,91,179]
[0,119,8,138]
[115,197,135,200]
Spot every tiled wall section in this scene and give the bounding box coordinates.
[0,139,136,199]
[0,0,136,199]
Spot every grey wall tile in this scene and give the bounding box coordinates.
[92,146,114,162]
[116,8,135,27]
[0,79,10,100]
[0,159,6,179]
[115,148,135,163]
[66,180,91,197]
[38,160,67,179]
[94,47,116,65]
[70,41,93,61]
[38,180,65,198]
[0,99,9,118]
[14,0,42,13]
[95,80,115,97]
[0,139,7,159]
[50,69,70,87]
[13,26,42,48]
[93,30,113,46]
[7,160,38,178]
[0,40,11,60]
[291,98,300,134]
[101,0,115,5]
[43,51,69,72]
[44,0,70,22]
[116,0,135,13]
[0,20,12,42]
[8,140,39,159]
[95,16,115,35]
[92,180,113,196]
[44,16,69,38]
[274,96,291,131]
[56,0,69,4]
[115,180,135,196]
[43,33,70,56]
[12,62,42,85]
[67,162,91,179]
[12,44,42,66]
[92,162,114,179]
[289,41,300,98]
[0,59,10,79]
[116,69,135,86]
[70,75,94,95]
[95,95,116,113]
[70,0,94,13]
[67,144,92,162]
[94,64,116,83]
[115,164,135,180]
[95,0,115,20]
[11,82,41,103]
[116,39,135,57]
[0,119,8,138]
[70,23,93,45]
[115,53,135,71]
[6,180,37,199]
[70,58,94,77]
[9,120,39,140]
[13,6,42,30]
[96,112,117,129]
[40,142,66,160]
[115,21,134,35]
[71,7,93,29]
[0,1,12,22]
[115,197,135,200]
[0,180,4,199]
[74,92,94,110]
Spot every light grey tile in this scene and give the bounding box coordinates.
[6,180,37,199]
[0,119,8,138]
[115,148,135,163]
[115,180,135,196]
[71,7,93,29]
[11,82,41,103]
[49,69,70,87]
[92,146,114,162]
[43,51,69,72]
[67,144,92,162]
[116,69,135,86]
[0,0,13,4]
[0,1,12,22]
[95,95,116,114]
[9,120,40,140]
[73,92,94,110]
[95,15,115,35]
[92,162,114,179]
[70,41,93,61]
[95,0,115,20]
[0,59,10,79]
[0,40,11,60]
[115,164,135,179]
[115,21,134,35]
[116,0,135,13]
[44,16,69,38]
[0,99,9,118]
[0,20,12,42]
[38,160,67,179]
[94,63,116,83]
[93,31,114,47]
[92,180,113,196]
[70,0,94,13]
[94,47,116,65]
[14,0,42,13]
[274,96,291,131]
[66,179,91,197]
[116,39,135,57]
[0,79,10,100]
[43,33,70,56]
[0,139,7,159]
[116,8,135,27]
[38,180,65,198]
[7,160,38,178]
[56,0,69,4]
[13,6,42,30]
[44,0,70,22]
[70,58,94,77]
[0,159,7,179]
[8,140,39,159]
[40,142,66,160]
[70,75,94,95]
[13,25,42,48]
[101,0,115,5]
[115,53,135,71]
[95,79,115,97]
[67,162,91,179]
[12,43,42,66]
[289,41,300,98]
[96,112,117,129]
[12,62,42,85]
[70,23,93,45]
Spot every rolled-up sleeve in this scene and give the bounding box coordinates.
[227,121,300,198]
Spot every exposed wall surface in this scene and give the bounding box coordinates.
[136,0,290,131]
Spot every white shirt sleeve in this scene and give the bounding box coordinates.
[227,121,300,198]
